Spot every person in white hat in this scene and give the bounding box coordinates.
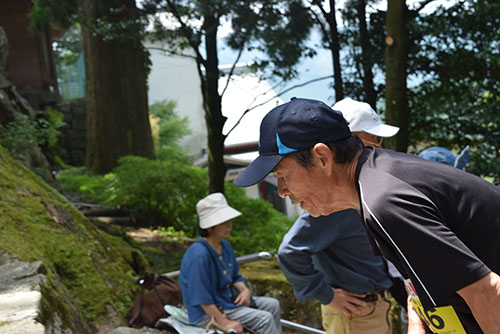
[333,97,399,147]
[179,193,281,334]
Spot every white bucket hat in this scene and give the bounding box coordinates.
[332,98,399,137]
[196,193,242,229]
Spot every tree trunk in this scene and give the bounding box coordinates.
[384,0,410,152]
[81,0,154,174]
[203,13,226,194]
[357,0,377,109]
[326,0,344,102]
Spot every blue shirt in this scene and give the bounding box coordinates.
[179,238,245,324]
[278,209,393,305]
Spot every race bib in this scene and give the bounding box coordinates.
[404,279,466,334]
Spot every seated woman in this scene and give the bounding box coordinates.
[179,193,282,334]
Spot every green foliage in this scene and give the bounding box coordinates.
[57,157,293,254]
[41,107,69,168]
[157,226,187,238]
[53,24,82,66]
[0,108,67,167]
[57,156,207,233]
[150,100,192,164]
[408,0,500,182]
[0,114,45,159]
[56,167,116,203]
[43,108,65,148]
[29,0,78,30]
[339,5,386,100]
[224,184,293,256]
[143,0,315,80]
[226,0,316,79]
[109,156,207,232]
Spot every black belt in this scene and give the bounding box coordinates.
[359,290,386,303]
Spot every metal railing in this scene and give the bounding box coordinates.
[281,319,325,334]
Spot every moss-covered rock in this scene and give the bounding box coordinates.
[0,146,150,331]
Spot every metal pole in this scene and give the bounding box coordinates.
[162,251,275,279]
[280,319,326,334]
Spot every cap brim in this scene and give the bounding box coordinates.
[365,124,400,137]
[233,154,285,187]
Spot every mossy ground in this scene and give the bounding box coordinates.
[0,143,403,332]
[0,146,149,330]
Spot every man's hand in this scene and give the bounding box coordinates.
[327,288,367,316]
[232,282,252,307]
[407,295,427,334]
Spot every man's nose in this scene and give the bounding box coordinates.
[277,180,288,198]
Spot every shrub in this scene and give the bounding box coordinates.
[57,155,293,253]
[56,167,116,203]
[224,184,293,256]
[108,155,207,233]
[150,100,192,164]
[0,114,44,159]
[41,107,68,168]
[0,108,68,168]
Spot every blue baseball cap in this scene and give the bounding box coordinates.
[417,146,470,169]
[233,98,351,187]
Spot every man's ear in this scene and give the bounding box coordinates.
[311,143,334,174]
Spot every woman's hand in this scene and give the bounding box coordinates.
[219,317,244,333]
[232,282,252,307]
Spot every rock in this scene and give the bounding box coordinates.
[110,326,169,334]
[0,252,79,333]
[0,148,151,332]
[110,327,142,334]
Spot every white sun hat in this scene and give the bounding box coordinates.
[332,98,399,137]
[196,193,242,229]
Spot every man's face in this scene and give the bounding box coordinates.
[275,156,333,217]
[353,132,382,148]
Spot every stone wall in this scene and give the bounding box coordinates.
[57,98,87,167]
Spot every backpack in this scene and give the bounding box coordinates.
[127,273,183,328]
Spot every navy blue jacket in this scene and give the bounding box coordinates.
[278,209,393,305]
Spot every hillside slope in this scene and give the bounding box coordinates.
[0,146,149,332]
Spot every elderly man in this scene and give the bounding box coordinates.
[277,98,402,334]
[234,98,500,334]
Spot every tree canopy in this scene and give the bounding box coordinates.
[142,0,315,193]
[28,0,500,183]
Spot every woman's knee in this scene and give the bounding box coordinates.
[269,297,280,309]
[256,310,275,326]
[259,296,281,312]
